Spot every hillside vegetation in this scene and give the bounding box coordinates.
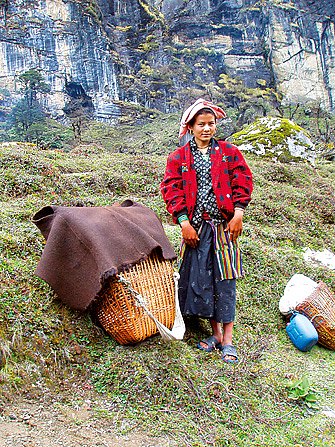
[1,119,335,446]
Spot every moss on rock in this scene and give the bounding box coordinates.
[231,117,315,163]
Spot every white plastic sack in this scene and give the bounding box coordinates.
[279,274,318,315]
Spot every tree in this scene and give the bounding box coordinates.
[17,69,50,107]
[9,69,50,143]
[6,69,73,149]
[25,120,73,150]
[10,100,45,135]
[63,81,94,142]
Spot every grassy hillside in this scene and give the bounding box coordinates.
[1,128,335,447]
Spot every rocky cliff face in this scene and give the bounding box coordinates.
[0,0,334,121]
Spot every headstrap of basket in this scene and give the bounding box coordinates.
[117,273,182,341]
[117,274,148,309]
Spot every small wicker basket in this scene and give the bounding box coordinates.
[94,252,176,345]
[296,281,335,351]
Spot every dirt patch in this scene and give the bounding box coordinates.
[0,400,176,447]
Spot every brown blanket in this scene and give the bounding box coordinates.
[32,200,176,310]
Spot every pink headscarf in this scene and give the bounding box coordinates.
[179,98,226,139]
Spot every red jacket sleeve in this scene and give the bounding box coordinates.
[160,150,187,222]
[226,144,253,209]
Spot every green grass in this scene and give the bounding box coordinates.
[1,127,335,446]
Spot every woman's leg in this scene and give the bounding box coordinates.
[222,321,234,346]
[209,319,223,344]
[208,319,233,344]
[198,318,223,350]
[209,319,237,362]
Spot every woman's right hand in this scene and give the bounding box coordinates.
[180,221,200,248]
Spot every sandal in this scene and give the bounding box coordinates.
[221,344,238,364]
[197,335,222,352]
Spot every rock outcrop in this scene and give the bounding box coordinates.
[231,116,316,163]
[0,0,334,121]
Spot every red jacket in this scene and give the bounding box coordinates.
[160,139,253,224]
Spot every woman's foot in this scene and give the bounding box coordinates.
[197,335,222,352]
[221,344,238,364]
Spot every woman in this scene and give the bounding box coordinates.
[160,98,253,363]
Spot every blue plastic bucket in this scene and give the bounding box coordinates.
[286,313,318,352]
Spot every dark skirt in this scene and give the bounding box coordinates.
[178,221,236,323]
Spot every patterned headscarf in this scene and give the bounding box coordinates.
[179,98,226,139]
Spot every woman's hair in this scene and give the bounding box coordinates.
[187,107,216,127]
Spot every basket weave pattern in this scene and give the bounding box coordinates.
[296,281,335,350]
[95,253,176,345]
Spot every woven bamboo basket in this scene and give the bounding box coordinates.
[296,281,335,350]
[94,252,176,345]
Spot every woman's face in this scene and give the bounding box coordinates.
[188,112,216,147]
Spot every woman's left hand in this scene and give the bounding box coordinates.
[226,210,243,242]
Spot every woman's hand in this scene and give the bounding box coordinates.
[180,221,200,248]
[226,209,244,242]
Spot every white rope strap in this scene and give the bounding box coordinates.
[117,272,185,341]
